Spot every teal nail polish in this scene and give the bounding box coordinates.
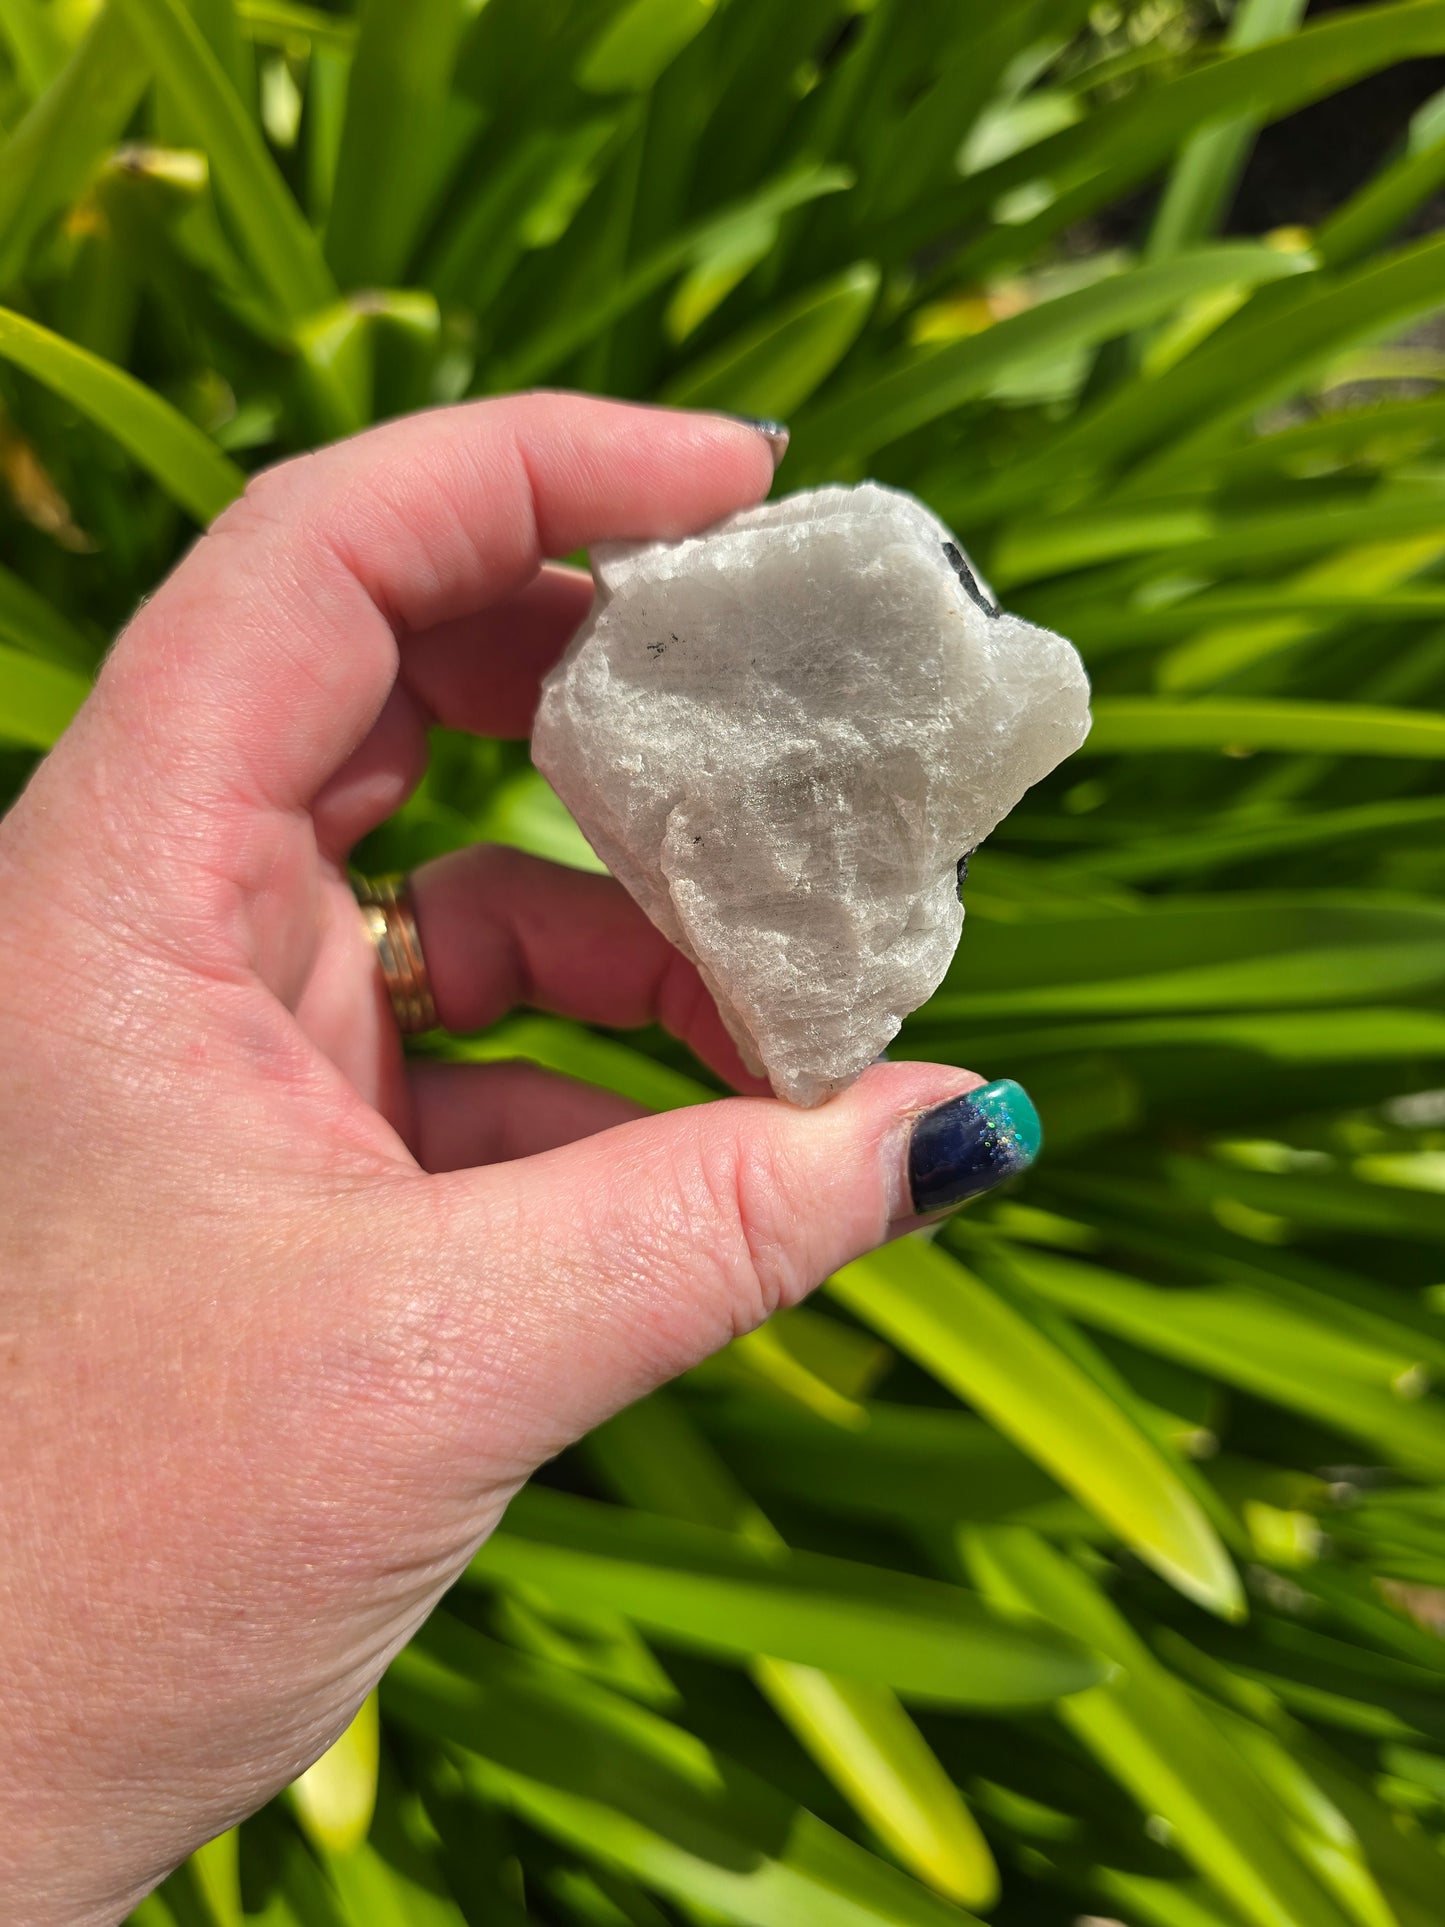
[907,1078,1042,1214]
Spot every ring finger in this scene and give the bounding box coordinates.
[409,842,770,1097]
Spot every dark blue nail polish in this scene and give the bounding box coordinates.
[907,1078,1042,1215]
[728,416,790,465]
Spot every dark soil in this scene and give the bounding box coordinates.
[1229,0,1445,232]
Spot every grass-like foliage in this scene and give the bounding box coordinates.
[4,0,1445,1920]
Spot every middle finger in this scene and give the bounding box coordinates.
[410,843,770,1096]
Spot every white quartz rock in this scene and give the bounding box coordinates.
[533,482,1091,1107]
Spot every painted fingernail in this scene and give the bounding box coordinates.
[730,416,790,466]
[907,1078,1042,1215]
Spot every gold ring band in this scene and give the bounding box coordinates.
[352,872,438,1035]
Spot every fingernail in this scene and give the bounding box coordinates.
[907,1078,1041,1215]
[730,416,790,467]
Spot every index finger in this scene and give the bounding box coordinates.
[93,395,780,820]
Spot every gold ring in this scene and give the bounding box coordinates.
[351,872,438,1035]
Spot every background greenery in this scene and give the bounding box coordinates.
[3,0,1445,1920]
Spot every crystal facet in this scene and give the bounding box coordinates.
[533,482,1091,1106]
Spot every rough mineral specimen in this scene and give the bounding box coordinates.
[533,482,1090,1106]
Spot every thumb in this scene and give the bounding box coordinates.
[391,1061,1041,1477]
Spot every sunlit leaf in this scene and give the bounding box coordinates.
[828,1239,1242,1617]
[469,1483,1105,1706]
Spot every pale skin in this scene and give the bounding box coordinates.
[0,395,983,1922]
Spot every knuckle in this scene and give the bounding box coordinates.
[697,1122,809,1338]
[216,451,317,536]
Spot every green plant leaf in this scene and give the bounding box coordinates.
[0,306,244,522]
[388,1620,985,1927]
[925,896,1445,1019]
[1084,696,1445,758]
[115,0,335,322]
[468,1483,1104,1707]
[490,164,853,388]
[1060,796,1445,882]
[590,1396,999,1908]
[0,0,70,96]
[236,0,356,52]
[965,1528,1365,1927]
[693,1397,1082,1531]
[662,262,879,419]
[289,1693,379,1856]
[576,0,717,95]
[940,1,1445,261]
[827,1239,1242,1617]
[1145,0,1310,259]
[324,0,470,289]
[0,643,90,748]
[797,245,1312,465]
[0,564,95,671]
[1023,229,1445,503]
[1316,82,1445,267]
[1003,1246,1445,1478]
[0,1,150,287]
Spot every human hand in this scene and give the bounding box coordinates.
[0,394,1033,1921]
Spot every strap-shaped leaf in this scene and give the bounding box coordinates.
[590,1395,1000,1906]
[0,306,244,523]
[0,643,90,749]
[114,0,335,322]
[1085,696,1445,759]
[966,1528,1367,1927]
[469,1483,1105,1707]
[827,1239,1241,1617]
[0,2,149,285]
[388,1620,984,1927]
[797,245,1312,465]
[1004,1245,1445,1478]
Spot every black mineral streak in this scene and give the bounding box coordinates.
[942,542,1000,619]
